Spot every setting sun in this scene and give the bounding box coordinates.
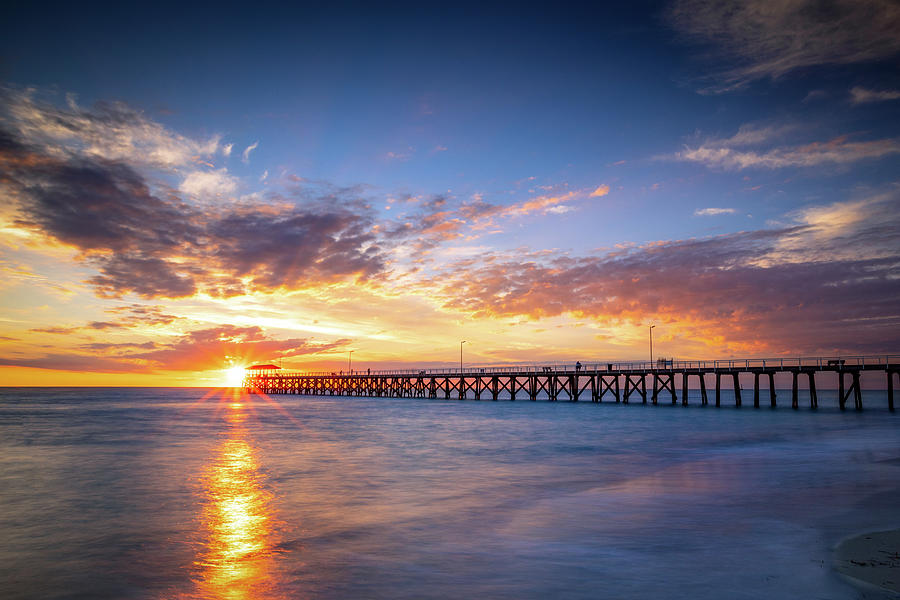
[224,366,246,388]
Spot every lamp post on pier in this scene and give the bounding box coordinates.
[649,324,656,368]
[348,350,354,374]
[460,340,466,374]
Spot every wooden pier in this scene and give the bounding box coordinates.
[244,356,900,411]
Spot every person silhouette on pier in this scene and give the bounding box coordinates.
[575,361,582,372]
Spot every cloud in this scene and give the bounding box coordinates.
[27,305,179,337]
[695,208,736,216]
[222,143,233,157]
[105,304,180,326]
[802,90,828,103]
[0,353,141,373]
[0,325,351,373]
[3,88,219,168]
[29,326,78,334]
[179,168,239,200]
[669,0,900,91]
[385,149,413,161]
[850,86,900,104]
[1,124,384,299]
[242,141,258,163]
[87,321,126,330]
[674,125,900,170]
[79,341,158,351]
[424,190,900,354]
[208,202,384,290]
[505,191,578,217]
[128,325,351,371]
[590,184,610,198]
[384,187,604,253]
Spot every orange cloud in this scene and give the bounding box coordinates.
[590,184,610,197]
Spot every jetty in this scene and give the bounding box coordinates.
[243,355,900,410]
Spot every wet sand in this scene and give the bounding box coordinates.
[835,529,900,593]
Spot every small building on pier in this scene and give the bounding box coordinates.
[246,363,282,376]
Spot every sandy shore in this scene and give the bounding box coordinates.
[835,529,900,593]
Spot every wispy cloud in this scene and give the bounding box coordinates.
[694,207,736,216]
[4,88,220,168]
[222,143,233,157]
[241,141,258,163]
[850,86,900,104]
[669,0,900,92]
[385,148,413,161]
[673,124,900,170]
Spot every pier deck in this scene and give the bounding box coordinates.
[244,355,900,411]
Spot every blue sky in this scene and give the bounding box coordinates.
[1,0,899,382]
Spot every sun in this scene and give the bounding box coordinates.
[224,366,246,388]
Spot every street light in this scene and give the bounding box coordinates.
[348,350,354,374]
[649,324,656,367]
[460,340,466,373]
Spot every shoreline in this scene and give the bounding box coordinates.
[834,529,900,593]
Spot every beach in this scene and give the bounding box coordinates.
[835,529,900,594]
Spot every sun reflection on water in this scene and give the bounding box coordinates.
[193,400,283,600]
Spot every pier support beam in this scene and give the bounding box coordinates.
[624,374,646,404]
[889,370,896,411]
[732,372,742,407]
[808,371,818,409]
[597,374,620,403]
[838,370,863,411]
[754,372,761,408]
[652,372,675,405]
[792,371,799,410]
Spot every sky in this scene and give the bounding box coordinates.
[1,0,899,386]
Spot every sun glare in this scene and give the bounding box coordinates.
[225,366,246,388]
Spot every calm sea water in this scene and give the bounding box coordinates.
[1,387,898,599]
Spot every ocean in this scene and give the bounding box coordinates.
[1,387,898,599]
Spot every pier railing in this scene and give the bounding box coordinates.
[259,354,900,377]
[244,354,899,410]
